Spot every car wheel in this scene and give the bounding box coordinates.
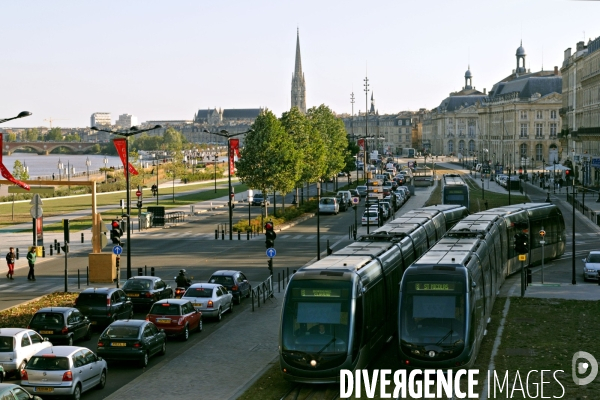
[198,319,203,332]
[140,352,149,368]
[71,383,82,400]
[17,360,27,378]
[234,295,241,305]
[217,307,222,322]
[229,300,234,313]
[246,286,251,298]
[97,370,107,389]
[84,326,92,340]
[159,342,166,356]
[67,335,73,346]
[182,325,189,341]
[129,309,134,319]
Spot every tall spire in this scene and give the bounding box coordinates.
[291,28,307,114]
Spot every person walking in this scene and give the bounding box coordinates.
[26,247,37,281]
[5,247,16,280]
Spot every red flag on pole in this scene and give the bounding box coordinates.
[229,139,240,176]
[0,134,30,190]
[113,138,138,178]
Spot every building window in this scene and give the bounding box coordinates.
[536,144,543,161]
[448,140,454,153]
[550,110,557,119]
[535,123,543,137]
[398,120,403,126]
[520,124,528,137]
[550,123,557,137]
[536,110,543,119]
[520,110,528,120]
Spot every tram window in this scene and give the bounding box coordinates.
[352,297,363,360]
[297,302,341,324]
[413,296,455,318]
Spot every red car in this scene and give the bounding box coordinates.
[146,299,202,341]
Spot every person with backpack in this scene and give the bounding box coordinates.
[5,247,16,280]
[26,247,37,281]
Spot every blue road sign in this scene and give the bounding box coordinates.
[266,248,276,258]
[112,245,123,256]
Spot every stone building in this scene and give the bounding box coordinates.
[90,112,111,127]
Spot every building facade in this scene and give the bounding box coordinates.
[90,112,111,127]
[115,114,138,129]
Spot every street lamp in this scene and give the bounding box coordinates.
[572,184,577,285]
[0,111,32,124]
[203,129,250,240]
[103,156,108,183]
[86,157,91,180]
[57,158,63,181]
[213,154,218,193]
[91,124,162,279]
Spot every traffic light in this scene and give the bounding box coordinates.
[63,219,70,243]
[265,221,276,249]
[110,220,123,245]
[513,232,529,254]
[267,258,273,275]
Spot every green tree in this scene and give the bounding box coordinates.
[343,140,360,173]
[165,152,187,202]
[163,127,185,151]
[6,132,17,142]
[64,133,81,142]
[12,160,30,180]
[24,128,39,142]
[307,105,348,180]
[132,133,163,151]
[46,128,63,141]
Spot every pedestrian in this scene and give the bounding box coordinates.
[559,177,564,193]
[5,247,16,280]
[52,173,55,180]
[26,247,37,281]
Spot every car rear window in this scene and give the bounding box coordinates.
[149,304,180,316]
[0,336,14,352]
[76,293,107,306]
[27,356,70,370]
[104,326,140,339]
[209,276,234,285]
[31,313,64,326]
[184,287,213,298]
[123,279,153,290]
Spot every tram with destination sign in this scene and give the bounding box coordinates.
[278,204,469,383]
[397,203,565,370]
[442,173,470,209]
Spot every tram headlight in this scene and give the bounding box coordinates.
[428,350,436,358]
[310,360,317,367]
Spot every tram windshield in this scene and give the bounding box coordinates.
[400,278,466,350]
[281,279,351,354]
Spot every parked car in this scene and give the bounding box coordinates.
[361,210,379,226]
[122,276,173,308]
[97,320,166,367]
[182,283,234,321]
[356,185,368,198]
[28,307,91,346]
[318,197,339,215]
[582,251,600,281]
[0,329,52,378]
[251,193,270,206]
[208,270,251,304]
[21,346,107,399]
[397,186,410,199]
[0,384,41,400]
[74,288,134,328]
[146,299,202,340]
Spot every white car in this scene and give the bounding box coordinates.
[21,346,107,399]
[318,197,339,215]
[582,251,600,281]
[183,283,234,321]
[0,329,52,379]
[362,210,379,226]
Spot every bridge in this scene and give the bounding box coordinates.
[2,141,96,155]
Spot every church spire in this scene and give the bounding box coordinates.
[291,28,307,114]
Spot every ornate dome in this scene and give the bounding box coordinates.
[516,42,526,57]
[465,68,472,78]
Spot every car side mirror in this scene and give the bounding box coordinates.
[97,357,103,362]
[228,290,233,294]
[582,258,587,263]
[243,280,248,283]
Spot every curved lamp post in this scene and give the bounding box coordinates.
[57,158,63,181]
[0,111,32,124]
[103,156,108,183]
[86,157,91,180]
[91,125,162,279]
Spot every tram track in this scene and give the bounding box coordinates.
[280,384,340,400]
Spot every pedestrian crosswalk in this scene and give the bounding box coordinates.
[0,279,86,294]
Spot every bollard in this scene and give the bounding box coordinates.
[251,290,254,312]
[215,229,218,239]
[54,239,58,250]
[238,231,241,240]
[42,246,45,258]
[278,272,281,293]
[145,265,148,276]
[16,248,19,259]
[247,231,250,240]
[86,266,89,286]
[50,246,53,256]
[57,245,60,255]
[137,267,143,276]
[327,239,332,256]
[151,267,155,276]
[81,233,84,243]
[78,269,81,289]
[222,229,225,240]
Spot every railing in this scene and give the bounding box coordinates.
[251,275,274,311]
[165,211,185,224]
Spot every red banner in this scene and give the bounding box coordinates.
[112,138,138,178]
[358,138,365,151]
[0,135,30,190]
[229,139,240,176]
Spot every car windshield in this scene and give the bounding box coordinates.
[209,276,234,286]
[320,198,334,205]
[184,287,213,298]
[31,313,64,327]
[123,279,153,290]
[254,194,264,199]
[0,336,14,352]
[149,304,180,316]
[588,254,600,263]
[77,293,107,306]
[27,356,70,371]
[103,326,140,339]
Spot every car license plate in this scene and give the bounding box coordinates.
[193,303,202,307]
[91,321,97,325]
[127,293,139,297]
[40,330,53,334]
[111,342,126,347]
[35,387,54,393]
[157,318,171,324]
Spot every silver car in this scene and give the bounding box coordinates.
[183,283,234,321]
[21,346,107,400]
[582,251,600,281]
[318,197,339,215]
[0,384,41,400]
[0,329,52,379]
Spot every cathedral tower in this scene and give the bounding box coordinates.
[291,29,307,114]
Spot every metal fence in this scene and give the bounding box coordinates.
[250,275,273,311]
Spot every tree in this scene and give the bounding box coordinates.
[343,140,360,173]
[307,105,348,180]
[165,152,187,202]
[6,132,16,142]
[24,128,39,142]
[12,160,30,180]
[46,128,63,141]
[64,133,81,142]
[163,127,185,151]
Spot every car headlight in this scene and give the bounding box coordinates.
[586,268,598,273]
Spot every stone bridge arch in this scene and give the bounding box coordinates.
[3,142,96,155]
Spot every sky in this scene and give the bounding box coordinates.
[1,0,599,128]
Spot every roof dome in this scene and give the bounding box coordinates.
[465,69,472,78]
[516,42,526,56]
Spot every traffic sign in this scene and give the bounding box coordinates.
[30,206,43,219]
[136,190,142,197]
[266,248,276,258]
[112,245,123,255]
[539,229,546,237]
[539,240,546,245]
[352,197,360,205]
[518,254,527,261]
